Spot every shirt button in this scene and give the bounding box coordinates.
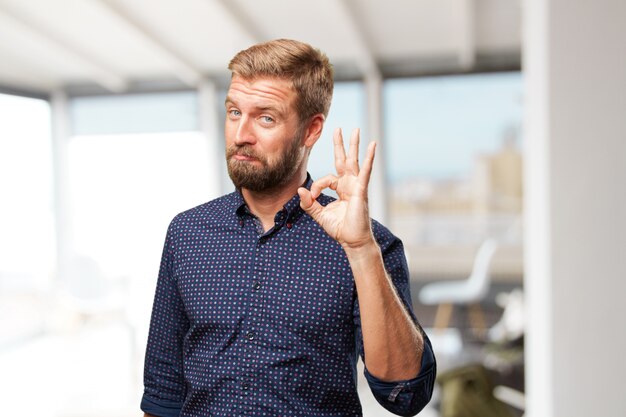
[253,281,261,290]
[246,331,255,340]
[242,382,250,390]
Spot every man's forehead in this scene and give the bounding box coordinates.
[226,76,295,105]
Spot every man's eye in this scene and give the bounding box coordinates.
[229,109,241,117]
[261,116,274,123]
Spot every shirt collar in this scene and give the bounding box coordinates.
[234,173,313,228]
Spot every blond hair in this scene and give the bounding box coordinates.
[228,39,334,122]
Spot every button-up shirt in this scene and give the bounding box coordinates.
[141,178,436,417]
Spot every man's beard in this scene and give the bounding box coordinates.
[226,132,305,192]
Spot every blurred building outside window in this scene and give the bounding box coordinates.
[384,72,524,282]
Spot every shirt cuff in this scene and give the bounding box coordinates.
[364,338,436,417]
[140,394,183,417]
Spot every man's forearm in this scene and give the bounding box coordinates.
[345,240,423,381]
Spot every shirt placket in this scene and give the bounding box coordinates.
[239,228,268,415]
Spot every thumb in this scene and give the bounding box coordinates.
[298,187,324,220]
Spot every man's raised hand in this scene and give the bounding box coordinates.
[298,128,377,250]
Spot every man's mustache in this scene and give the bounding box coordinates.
[226,145,263,161]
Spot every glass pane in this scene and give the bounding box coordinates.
[308,81,366,182]
[0,93,54,290]
[384,72,523,278]
[67,131,212,279]
[0,92,54,384]
[71,91,198,135]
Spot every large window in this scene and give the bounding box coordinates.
[0,75,523,415]
[1,91,217,416]
[384,72,523,279]
[308,81,366,182]
[68,92,213,276]
[0,93,53,347]
[0,93,54,287]
[67,92,215,348]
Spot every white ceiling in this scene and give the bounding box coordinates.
[0,0,521,95]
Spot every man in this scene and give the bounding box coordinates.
[141,39,435,417]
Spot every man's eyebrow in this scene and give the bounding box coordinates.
[257,104,282,113]
[224,98,284,114]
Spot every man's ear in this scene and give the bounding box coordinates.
[302,114,325,148]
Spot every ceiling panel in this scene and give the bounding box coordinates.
[476,0,522,51]
[347,0,464,59]
[0,0,181,78]
[0,8,97,84]
[107,0,256,72]
[0,0,522,94]
[230,0,366,61]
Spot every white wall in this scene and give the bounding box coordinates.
[524,1,626,416]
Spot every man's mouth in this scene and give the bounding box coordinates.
[233,154,257,162]
[228,146,262,163]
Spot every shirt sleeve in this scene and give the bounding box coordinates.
[141,218,189,417]
[353,222,437,416]
[363,336,436,416]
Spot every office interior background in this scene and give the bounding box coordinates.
[0,1,624,416]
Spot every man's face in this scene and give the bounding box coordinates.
[224,76,306,192]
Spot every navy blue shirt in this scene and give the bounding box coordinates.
[141,179,436,417]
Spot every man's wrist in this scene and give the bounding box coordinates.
[342,238,381,263]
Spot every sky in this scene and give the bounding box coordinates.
[384,72,523,182]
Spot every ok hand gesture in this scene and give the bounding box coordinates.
[298,128,377,250]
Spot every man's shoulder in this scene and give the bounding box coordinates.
[371,218,400,251]
[169,192,239,228]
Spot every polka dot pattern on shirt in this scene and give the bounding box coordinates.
[141,176,434,417]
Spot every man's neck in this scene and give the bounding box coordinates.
[241,170,307,232]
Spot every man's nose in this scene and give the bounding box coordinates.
[234,117,256,146]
